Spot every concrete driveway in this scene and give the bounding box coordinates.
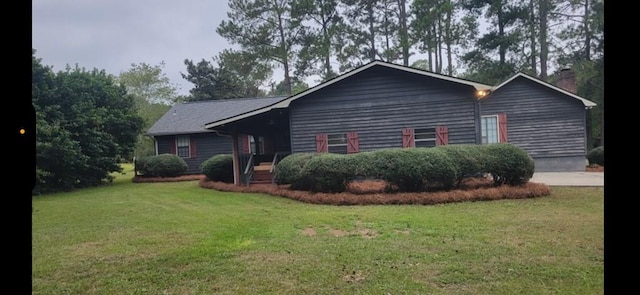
[530,172,604,187]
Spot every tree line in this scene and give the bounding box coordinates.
[188,0,603,147]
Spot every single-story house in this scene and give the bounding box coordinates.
[147,60,596,185]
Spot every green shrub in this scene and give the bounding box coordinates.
[349,151,376,178]
[587,146,604,166]
[200,154,234,183]
[482,143,535,186]
[297,153,354,193]
[274,153,320,187]
[369,148,457,192]
[436,144,486,187]
[137,154,188,177]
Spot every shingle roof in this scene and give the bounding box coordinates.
[146,96,287,136]
[204,60,494,129]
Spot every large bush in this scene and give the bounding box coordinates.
[482,143,535,186]
[136,154,188,177]
[297,153,355,193]
[32,50,145,194]
[369,148,457,192]
[274,153,320,187]
[200,154,234,183]
[587,146,604,166]
[436,144,486,187]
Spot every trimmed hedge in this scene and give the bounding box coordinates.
[437,144,486,187]
[200,154,234,183]
[274,153,320,188]
[587,146,604,166]
[297,153,355,193]
[482,143,535,186]
[135,154,188,177]
[274,143,534,193]
[370,148,457,192]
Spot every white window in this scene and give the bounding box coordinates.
[327,133,348,154]
[249,136,264,155]
[481,115,499,144]
[176,135,190,158]
[414,128,436,147]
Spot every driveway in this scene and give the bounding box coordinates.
[530,172,604,187]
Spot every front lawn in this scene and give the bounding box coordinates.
[32,164,604,294]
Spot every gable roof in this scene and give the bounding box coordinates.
[490,72,596,108]
[203,60,493,129]
[147,96,287,136]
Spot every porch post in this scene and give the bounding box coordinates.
[231,129,241,186]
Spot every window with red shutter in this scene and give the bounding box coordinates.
[347,132,359,154]
[316,133,328,153]
[414,128,436,147]
[176,135,190,158]
[190,137,197,158]
[402,128,415,148]
[498,113,508,142]
[436,126,448,145]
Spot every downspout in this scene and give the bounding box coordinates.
[475,98,482,144]
[214,129,241,186]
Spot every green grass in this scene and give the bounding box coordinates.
[32,164,604,294]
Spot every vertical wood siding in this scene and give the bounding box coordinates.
[156,133,233,174]
[480,77,588,170]
[289,67,479,153]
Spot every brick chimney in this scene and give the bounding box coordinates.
[556,68,577,94]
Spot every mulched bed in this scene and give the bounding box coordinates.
[198,178,552,206]
[129,167,610,205]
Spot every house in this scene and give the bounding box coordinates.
[148,60,596,185]
[146,96,287,174]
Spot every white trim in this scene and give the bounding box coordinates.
[204,60,493,130]
[491,73,597,108]
[480,115,499,144]
[176,135,191,158]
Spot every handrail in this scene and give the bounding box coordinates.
[269,152,279,174]
[243,153,254,175]
[243,154,254,186]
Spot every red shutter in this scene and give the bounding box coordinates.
[241,134,250,154]
[347,132,359,154]
[169,136,176,154]
[402,128,415,148]
[190,137,197,158]
[498,113,508,142]
[316,133,328,153]
[436,126,449,145]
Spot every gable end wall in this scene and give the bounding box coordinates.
[289,68,479,153]
[481,77,588,171]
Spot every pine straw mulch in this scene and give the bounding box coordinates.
[198,177,552,206]
[130,165,605,205]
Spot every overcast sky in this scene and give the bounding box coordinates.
[32,0,235,96]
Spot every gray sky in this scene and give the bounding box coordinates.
[32,0,234,96]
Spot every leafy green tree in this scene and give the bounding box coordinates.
[116,62,176,157]
[32,50,145,194]
[181,58,243,101]
[268,79,310,96]
[116,62,179,105]
[215,49,272,97]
